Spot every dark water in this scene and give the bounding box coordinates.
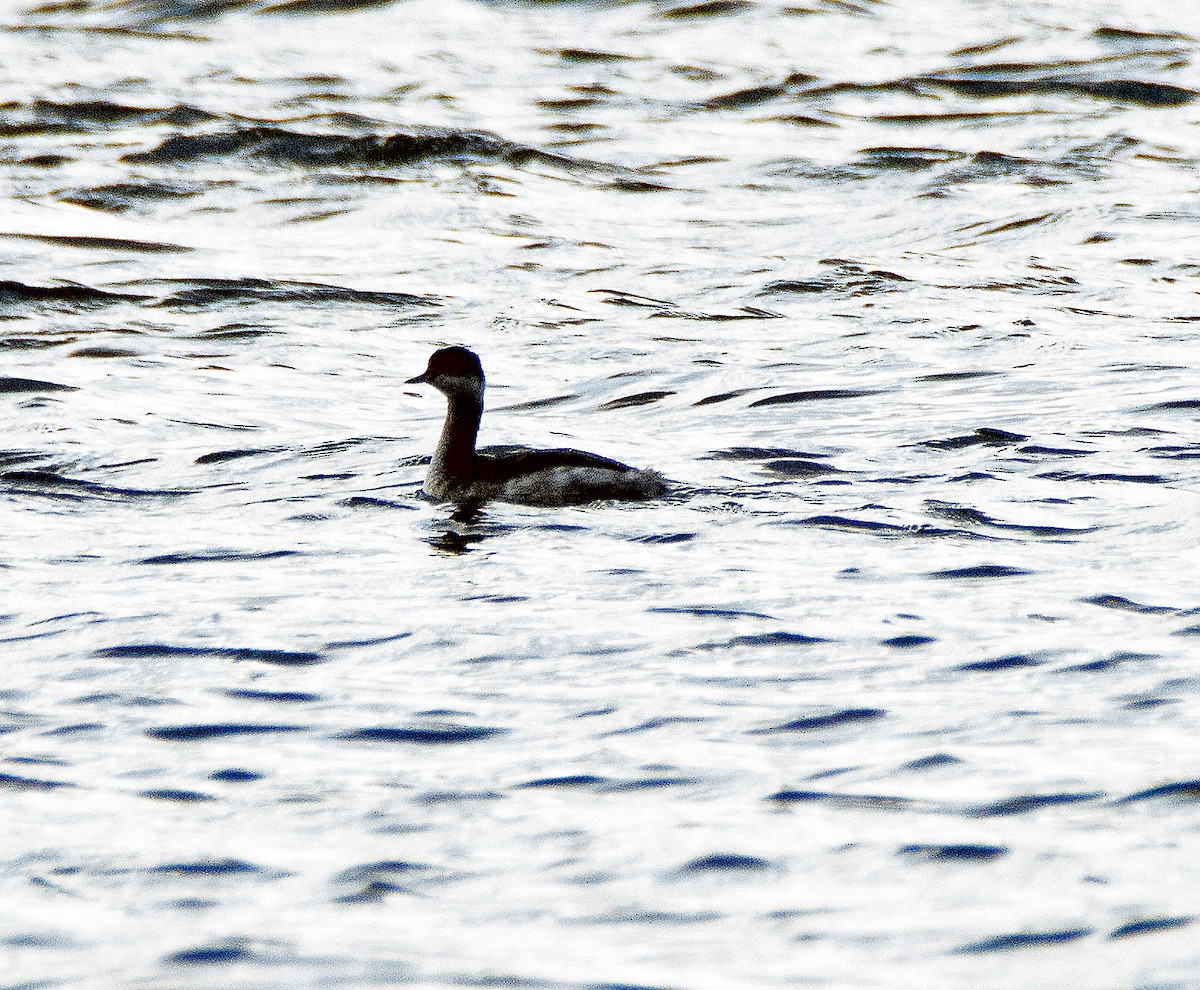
[3,1,1199,986]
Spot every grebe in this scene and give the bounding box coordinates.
[407,346,668,507]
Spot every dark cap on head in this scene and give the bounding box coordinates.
[407,346,484,385]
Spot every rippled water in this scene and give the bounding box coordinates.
[3,0,1200,986]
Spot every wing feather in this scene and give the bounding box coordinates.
[476,445,633,484]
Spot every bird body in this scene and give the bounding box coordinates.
[408,346,667,507]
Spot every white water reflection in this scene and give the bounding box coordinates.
[3,0,1200,987]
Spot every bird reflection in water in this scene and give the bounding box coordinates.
[425,503,515,555]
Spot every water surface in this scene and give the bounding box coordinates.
[2,0,1199,987]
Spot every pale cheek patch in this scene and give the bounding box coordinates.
[438,375,483,400]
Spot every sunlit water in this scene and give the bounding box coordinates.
[2,0,1200,987]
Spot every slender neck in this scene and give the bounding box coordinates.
[432,388,482,480]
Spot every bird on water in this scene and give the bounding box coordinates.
[407,346,667,507]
